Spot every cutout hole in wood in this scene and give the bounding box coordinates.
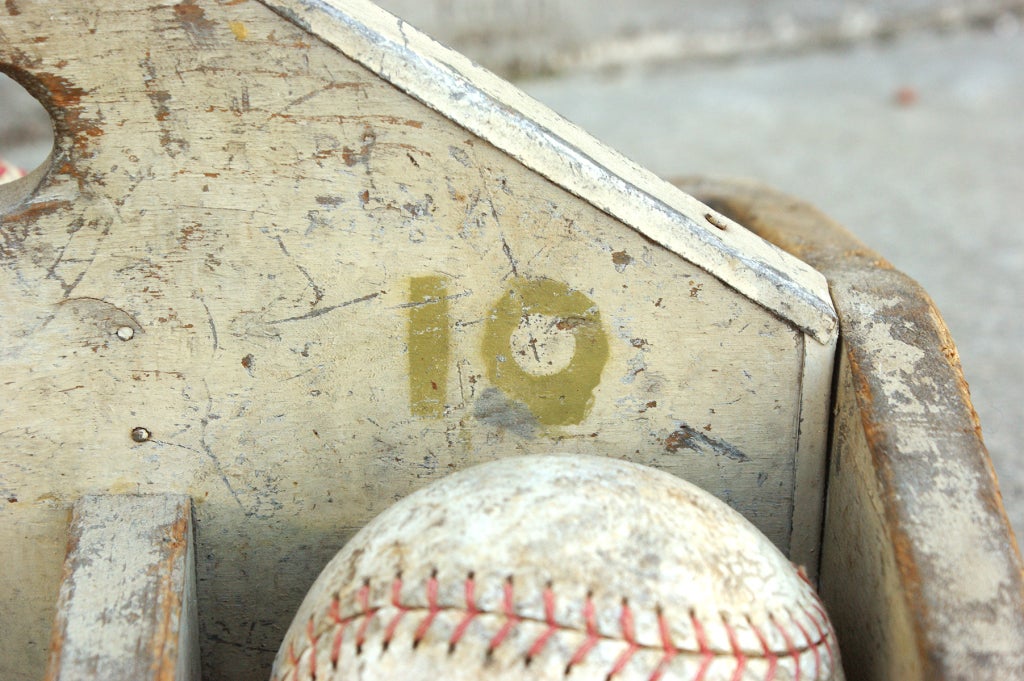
[0,69,55,209]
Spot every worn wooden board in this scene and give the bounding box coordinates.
[45,494,199,681]
[1,2,834,679]
[678,177,1024,681]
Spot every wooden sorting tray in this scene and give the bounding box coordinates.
[1,1,1020,679]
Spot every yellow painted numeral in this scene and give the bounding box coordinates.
[408,276,608,425]
[407,276,450,418]
[482,279,608,426]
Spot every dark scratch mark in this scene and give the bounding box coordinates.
[392,289,472,309]
[281,81,368,111]
[273,235,324,305]
[501,237,518,278]
[43,218,90,297]
[156,438,245,512]
[200,297,219,352]
[139,51,188,156]
[268,292,380,324]
[58,266,90,299]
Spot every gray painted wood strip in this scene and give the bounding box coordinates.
[45,494,199,681]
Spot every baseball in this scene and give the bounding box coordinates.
[271,455,844,680]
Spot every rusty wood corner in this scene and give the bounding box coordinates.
[674,176,1024,681]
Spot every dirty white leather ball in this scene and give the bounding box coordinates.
[271,454,843,680]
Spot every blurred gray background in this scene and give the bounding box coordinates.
[2,0,1022,540]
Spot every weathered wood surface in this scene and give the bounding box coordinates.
[263,0,838,345]
[0,2,834,679]
[45,495,199,681]
[677,177,1024,681]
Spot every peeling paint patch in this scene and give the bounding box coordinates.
[229,20,248,40]
[342,126,377,170]
[174,0,217,46]
[664,424,750,462]
[472,387,537,439]
[139,52,188,157]
[611,249,632,272]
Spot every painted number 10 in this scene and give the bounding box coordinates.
[408,276,609,426]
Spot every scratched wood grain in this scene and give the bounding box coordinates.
[0,1,835,679]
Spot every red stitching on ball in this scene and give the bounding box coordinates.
[449,573,480,651]
[413,571,441,648]
[690,610,714,681]
[797,566,839,664]
[287,640,300,681]
[305,617,318,679]
[354,582,375,654]
[329,595,347,668]
[488,577,520,654]
[793,612,819,679]
[771,613,799,681]
[749,616,777,681]
[383,576,407,650]
[647,607,679,681]
[526,583,559,663]
[723,615,747,681]
[276,574,837,681]
[566,591,600,673]
[804,604,834,668]
[608,598,639,679]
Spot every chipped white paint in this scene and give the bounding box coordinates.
[274,455,845,681]
[45,494,199,681]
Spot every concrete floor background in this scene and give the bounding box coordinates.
[2,15,1022,540]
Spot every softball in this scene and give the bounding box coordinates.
[271,454,843,680]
